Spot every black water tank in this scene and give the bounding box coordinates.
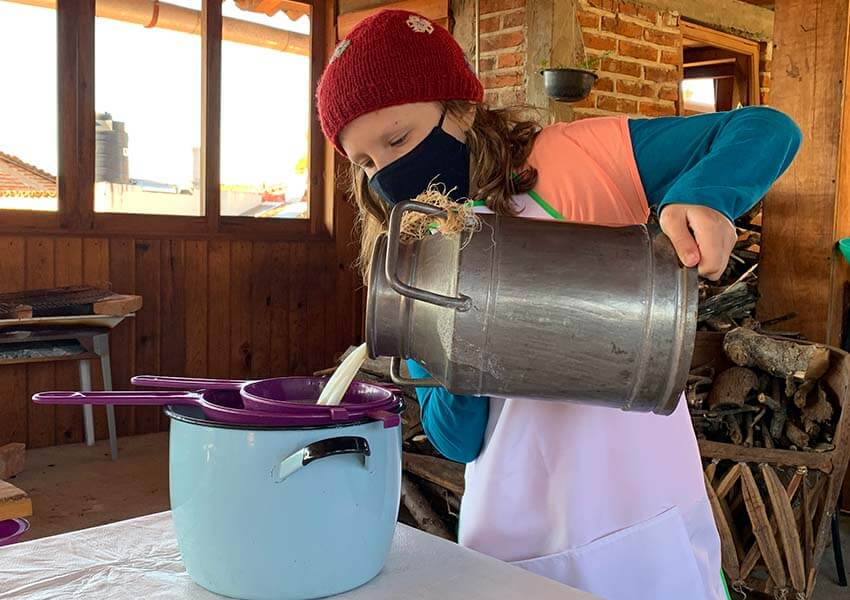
[95,113,130,184]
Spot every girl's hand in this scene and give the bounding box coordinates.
[659,204,737,281]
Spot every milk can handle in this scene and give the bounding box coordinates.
[390,356,439,388]
[386,200,473,312]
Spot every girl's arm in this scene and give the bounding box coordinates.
[628,106,802,220]
[406,359,488,463]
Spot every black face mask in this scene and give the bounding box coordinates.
[369,111,470,206]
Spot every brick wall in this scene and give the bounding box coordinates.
[477,0,528,107]
[572,0,681,119]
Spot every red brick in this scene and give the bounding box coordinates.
[503,10,526,28]
[479,16,500,34]
[482,72,524,89]
[644,65,680,83]
[479,57,497,72]
[660,50,680,66]
[760,72,771,87]
[597,94,638,113]
[480,30,524,52]
[587,0,616,11]
[583,32,617,52]
[616,79,655,98]
[616,2,639,18]
[639,100,676,116]
[658,85,679,101]
[601,15,643,38]
[497,52,524,68]
[601,57,642,78]
[484,90,500,105]
[480,0,525,15]
[571,93,596,109]
[577,10,600,29]
[618,40,658,61]
[637,6,658,24]
[596,76,614,92]
[644,28,679,47]
[761,90,769,104]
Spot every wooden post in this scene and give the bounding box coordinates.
[759,0,850,509]
[759,1,850,347]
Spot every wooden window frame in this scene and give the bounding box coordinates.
[680,21,761,111]
[0,0,334,241]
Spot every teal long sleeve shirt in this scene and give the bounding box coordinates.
[409,106,802,464]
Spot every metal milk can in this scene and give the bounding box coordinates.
[365,201,698,415]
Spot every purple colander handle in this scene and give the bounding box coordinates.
[32,390,202,406]
[131,375,249,390]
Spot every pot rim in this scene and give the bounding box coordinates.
[539,67,599,78]
[163,403,404,431]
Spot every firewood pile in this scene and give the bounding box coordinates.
[691,329,850,599]
[316,350,463,541]
[698,211,766,333]
[688,327,838,453]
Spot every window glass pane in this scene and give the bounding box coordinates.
[682,78,716,114]
[94,0,202,216]
[220,1,311,219]
[0,1,58,211]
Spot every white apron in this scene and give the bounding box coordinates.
[460,195,725,600]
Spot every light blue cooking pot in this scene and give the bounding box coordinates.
[165,395,402,600]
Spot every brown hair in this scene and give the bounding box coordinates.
[347,100,543,282]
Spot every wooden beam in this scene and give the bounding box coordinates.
[684,63,735,79]
[758,0,850,510]
[759,1,850,347]
[202,0,222,233]
[337,0,448,39]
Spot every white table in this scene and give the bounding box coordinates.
[0,512,599,600]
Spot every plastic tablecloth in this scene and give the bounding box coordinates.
[0,511,599,600]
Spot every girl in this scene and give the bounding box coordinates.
[317,10,801,600]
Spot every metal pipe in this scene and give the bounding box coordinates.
[12,0,310,56]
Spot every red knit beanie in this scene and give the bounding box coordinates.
[317,10,484,155]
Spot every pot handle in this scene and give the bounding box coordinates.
[273,436,371,484]
[390,356,439,388]
[386,200,472,312]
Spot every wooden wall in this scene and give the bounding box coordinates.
[0,206,364,448]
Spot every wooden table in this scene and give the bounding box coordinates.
[0,479,31,521]
[0,318,128,460]
[0,512,599,599]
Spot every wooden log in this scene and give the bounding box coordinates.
[708,367,759,408]
[400,474,453,540]
[785,421,810,449]
[760,464,806,593]
[723,328,831,380]
[403,452,465,496]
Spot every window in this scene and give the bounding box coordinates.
[94,0,203,216]
[681,21,761,115]
[681,79,716,114]
[0,1,58,211]
[0,0,328,236]
[220,1,312,219]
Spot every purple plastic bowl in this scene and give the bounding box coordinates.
[0,518,30,546]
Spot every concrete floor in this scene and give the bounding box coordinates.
[5,433,850,599]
